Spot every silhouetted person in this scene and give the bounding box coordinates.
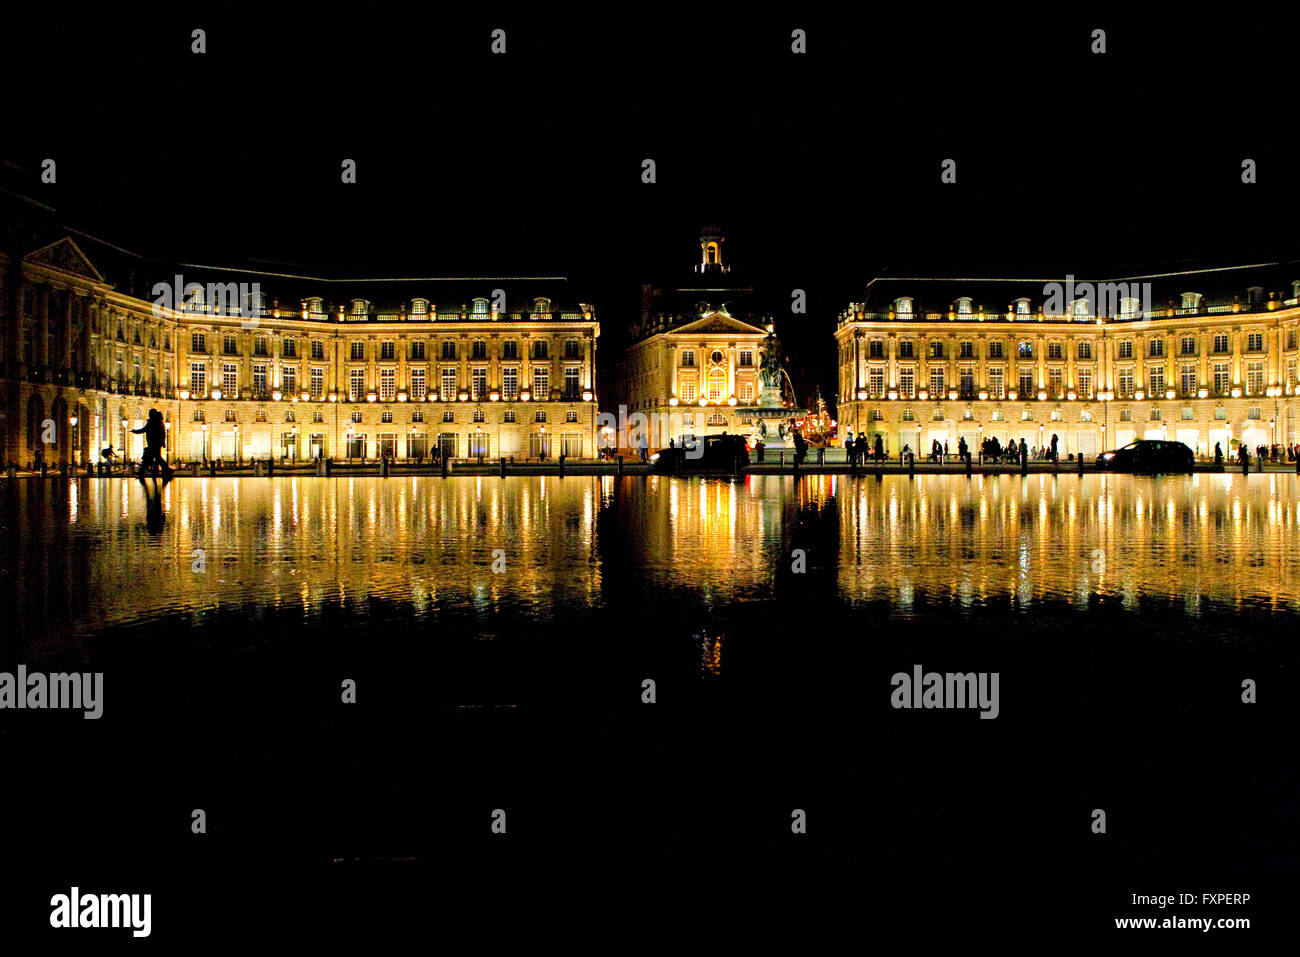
[874,434,884,463]
[1049,433,1059,464]
[1214,442,1223,466]
[132,409,173,481]
[142,479,165,534]
[1019,438,1028,466]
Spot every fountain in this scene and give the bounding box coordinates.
[741,328,806,453]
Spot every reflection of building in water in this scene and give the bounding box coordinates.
[836,266,1300,460]
[837,474,1300,611]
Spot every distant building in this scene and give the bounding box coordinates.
[835,266,1300,458]
[0,235,600,467]
[610,227,777,447]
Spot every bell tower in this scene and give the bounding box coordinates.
[695,226,729,275]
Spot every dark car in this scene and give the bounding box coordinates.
[649,434,750,473]
[1095,439,1194,474]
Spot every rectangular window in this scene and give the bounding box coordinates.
[899,367,915,399]
[502,340,518,360]
[533,368,548,399]
[1247,361,1264,395]
[252,364,267,395]
[1019,368,1034,397]
[1180,336,1196,356]
[1213,362,1230,394]
[223,363,239,396]
[740,383,753,403]
[929,341,944,359]
[1247,332,1263,351]
[564,340,581,360]
[442,368,457,400]
[381,341,395,360]
[351,341,365,360]
[1149,338,1164,357]
[442,341,457,361]
[1118,369,1133,398]
[959,341,974,359]
[564,367,581,398]
[190,363,206,397]
[1213,333,1229,354]
[1180,364,1197,396]
[502,367,518,400]
[472,367,487,400]
[899,340,915,359]
[682,349,695,367]
[311,340,324,360]
[410,341,425,361]
[930,367,945,397]
[473,340,488,360]
[960,367,975,398]
[283,338,296,358]
[350,368,365,400]
[869,367,885,397]
[411,368,426,400]
[987,341,1003,359]
[1049,369,1063,398]
[988,367,1004,399]
[1077,341,1093,360]
[739,349,753,367]
[1048,342,1062,360]
[869,340,884,359]
[679,380,696,402]
[224,333,238,355]
[1077,369,1091,399]
[1118,341,1132,359]
[1148,368,1165,396]
[191,332,206,353]
[310,368,324,400]
[380,368,396,401]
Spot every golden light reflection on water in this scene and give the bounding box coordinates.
[5,473,1300,644]
[837,473,1300,612]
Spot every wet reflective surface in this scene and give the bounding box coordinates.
[4,473,1300,650]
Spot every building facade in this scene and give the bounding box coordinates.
[1,237,600,468]
[611,227,776,448]
[835,267,1300,459]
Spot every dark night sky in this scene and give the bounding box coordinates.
[6,9,1298,407]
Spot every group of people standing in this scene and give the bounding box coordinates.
[842,430,887,465]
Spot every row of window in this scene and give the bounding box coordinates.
[679,348,754,367]
[892,286,1298,318]
[188,333,585,361]
[677,380,755,403]
[293,296,556,318]
[854,330,1289,361]
[192,407,579,425]
[188,363,584,401]
[868,406,1264,423]
[855,359,1280,399]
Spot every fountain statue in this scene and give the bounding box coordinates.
[744,328,806,451]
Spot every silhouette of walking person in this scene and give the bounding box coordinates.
[143,479,166,534]
[132,409,173,483]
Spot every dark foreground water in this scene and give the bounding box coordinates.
[1,474,1297,936]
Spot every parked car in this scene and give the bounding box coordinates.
[649,434,750,473]
[1095,440,1194,473]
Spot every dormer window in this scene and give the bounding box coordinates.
[533,297,551,315]
[245,289,267,317]
[1071,298,1090,318]
[472,297,490,316]
[895,297,913,316]
[350,299,369,317]
[955,297,973,316]
[1247,286,1265,309]
[304,296,325,318]
[1181,292,1202,310]
[1118,297,1140,319]
[411,298,429,317]
[1014,298,1030,316]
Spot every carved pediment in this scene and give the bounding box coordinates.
[24,238,105,283]
[669,312,769,337]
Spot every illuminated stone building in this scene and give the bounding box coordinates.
[835,265,1300,458]
[610,227,777,446]
[1,235,600,467]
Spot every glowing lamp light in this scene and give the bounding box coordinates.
[698,398,708,407]
[489,390,500,402]
[918,390,929,401]
[458,392,469,402]
[583,390,594,402]
[1197,388,1208,398]
[211,389,222,401]
[1165,389,1175,400]
[668,396,679,406]
[272,390,282,401]
[1008,391,1017,401]
[1135,390,1145,401]
[520,390,531,402]
[301,392,310,402]
[69,416,78,427]
[1231,387,1242,398]
[328,392,338,402]
[398,392,408,402]
[1066,391,1077,401]
[727,395,737,406]
[978,391,988,401]
[887,390,898,400]
[948,390,958,401]
[179,390,190,401]
[367,393,378,403]
[856,390,868,401]
[1037,391,1047,401]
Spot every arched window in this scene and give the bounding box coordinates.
[472,298,490,316]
